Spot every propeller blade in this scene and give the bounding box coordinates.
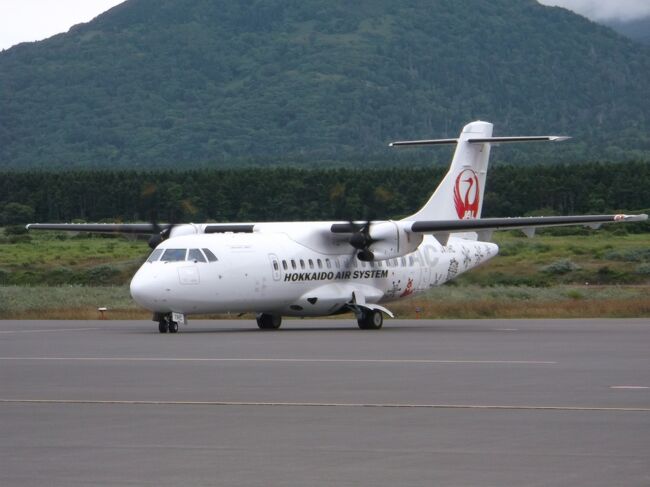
[147,208,175,250]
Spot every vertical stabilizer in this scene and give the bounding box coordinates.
[407,121,492,221]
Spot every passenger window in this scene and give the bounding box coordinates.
[202,248,218,262]
[317,259,322,269]
[335,258,340,269]
[326,258,331,269]
[161,249,187,262]
[188,249,207,263]
[401,257,406,267]
[291,259,297,270]
[308,259,314,269]
[370,261,375,268]
[147,249,163,263]
[300,259,305,270]
[282,260,288,271]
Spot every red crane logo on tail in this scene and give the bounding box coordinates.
[454,169,480,219]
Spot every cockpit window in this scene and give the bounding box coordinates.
[147,249,163,263]
[188,249,207,263]
[161,249,187,262]
[202,248,218,262]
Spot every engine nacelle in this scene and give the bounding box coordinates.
[365,221,423,261]
[168,224,200,238]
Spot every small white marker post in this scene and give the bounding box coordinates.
[97,307,107,319]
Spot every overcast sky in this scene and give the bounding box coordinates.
[1,0,650,51]
[0,0,125,51]
[539,0,650,21]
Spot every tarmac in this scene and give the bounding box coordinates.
[1,318,649,486]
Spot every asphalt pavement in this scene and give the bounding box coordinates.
[1,318,649,486]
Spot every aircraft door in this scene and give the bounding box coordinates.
[268,254,281,281]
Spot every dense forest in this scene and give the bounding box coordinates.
[1,163,648,226]
[2,0,650,169]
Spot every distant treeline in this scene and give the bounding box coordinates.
[1,162,648,225]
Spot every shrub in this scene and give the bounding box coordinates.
[498,241,550,257]
[4,225,28,235]
[603,248,650,262]
[0,203,34,225]
[542,259,580,274]
[635,264,650,275]
[81,265,121,286]
[566,289,584,300]
[7,234,32,244]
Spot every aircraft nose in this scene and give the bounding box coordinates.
[130,270,159,310]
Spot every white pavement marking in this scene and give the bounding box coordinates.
[610,386,649,390]
[0,357,557,365]
[0,398,647,412]
[494,328,518,331]
[0,327,101,334]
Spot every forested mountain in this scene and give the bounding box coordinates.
[1,0,650,169]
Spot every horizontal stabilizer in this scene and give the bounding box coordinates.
[467,136,570,144]
[389,135,569,147]
[389,138,458,147]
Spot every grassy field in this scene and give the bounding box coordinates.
[1,284,648,320]
[0,229,144,286]
[0,227,648,319]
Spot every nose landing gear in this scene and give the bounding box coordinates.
[157,314,179,333]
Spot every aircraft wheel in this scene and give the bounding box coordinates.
[158,319,169,333]
[168,321,179,333]
[357,309,383,330]
[257,314,282,330]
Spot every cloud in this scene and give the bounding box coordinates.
[0,0,125,50]
[539,0,650,21]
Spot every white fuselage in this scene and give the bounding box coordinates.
[129,222,498,317]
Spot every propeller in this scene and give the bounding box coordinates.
[146,207,175,250]
[333,217,386,262]
[349,221,377,262]
[142,183,181,250]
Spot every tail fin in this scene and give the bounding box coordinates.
[406,121,493,221]
[390,121,569,221]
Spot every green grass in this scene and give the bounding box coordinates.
[1,284,648,319]
[0,229,146,285]
[0,285,136,313]
[457,230,650,287]
[0,227,648,319]
[2,227,649,287]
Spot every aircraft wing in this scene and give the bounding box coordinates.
[408,214,648,235]
[25,223,169,234]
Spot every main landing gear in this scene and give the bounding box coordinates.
[357,309,383,330]
[256,313,282,330]
[157,314,179,334]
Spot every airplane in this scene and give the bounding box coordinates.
[27,121,647,333]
